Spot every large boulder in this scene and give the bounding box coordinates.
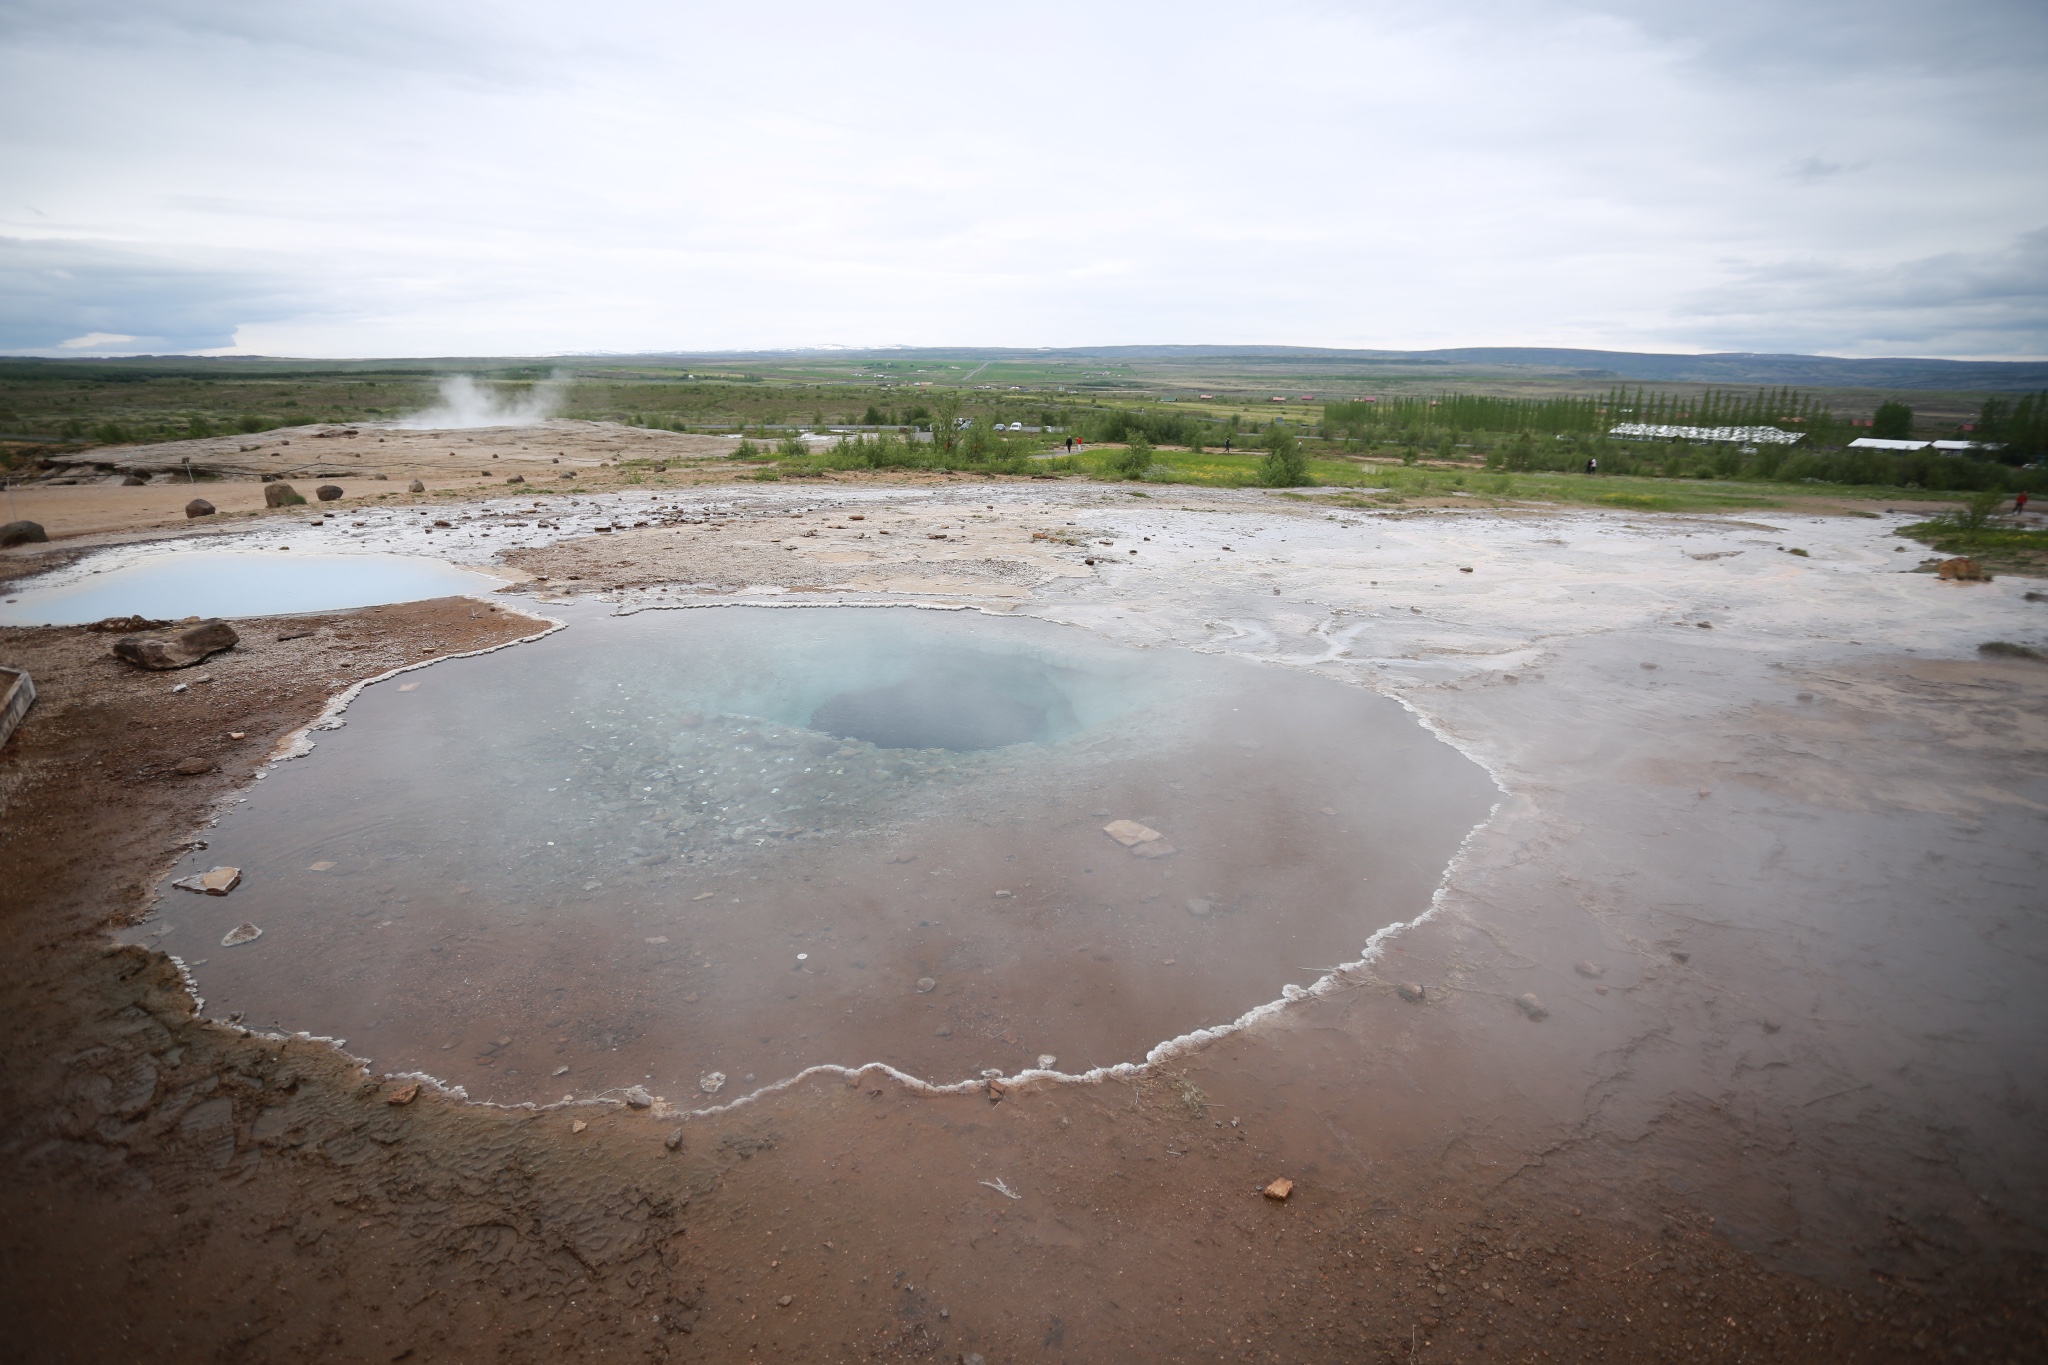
[315,484,343,501]
[185,498,216,518]
[264,482,305,508]
[113,619,239,671]
[408,479,426,493]
[0,520,48,547]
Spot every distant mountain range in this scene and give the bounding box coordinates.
[12,345,2045,391]
[731,345,2048,391]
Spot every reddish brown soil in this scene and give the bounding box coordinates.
[1,600,2042,1364]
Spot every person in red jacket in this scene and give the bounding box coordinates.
[2017,490,2030,516]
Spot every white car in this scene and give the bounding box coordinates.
[1008,422,1024,431]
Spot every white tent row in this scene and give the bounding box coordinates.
[1608,423,1805,445]
[1846,437,2002,453]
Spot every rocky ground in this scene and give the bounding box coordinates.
[2,458,2046,1364]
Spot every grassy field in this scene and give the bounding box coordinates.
[4,354,2038,506]
[1053,446,1965,511]
[1893,519,2048,574]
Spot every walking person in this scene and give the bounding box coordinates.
[1586,456,1598,475]
[1065,435,1074,455]
[2017,489,2030,517]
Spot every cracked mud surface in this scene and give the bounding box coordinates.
[3,477,2047,1363]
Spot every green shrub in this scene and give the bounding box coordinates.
[1257,430,1311,487]
[1106,435,1154,479]
[1947,489,2006,532]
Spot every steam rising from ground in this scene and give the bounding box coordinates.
[395,373,568,429]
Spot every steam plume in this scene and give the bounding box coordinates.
[395,373,568,429]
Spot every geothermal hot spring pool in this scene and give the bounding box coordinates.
[145,606,1498,1104]
[0,550,505,627]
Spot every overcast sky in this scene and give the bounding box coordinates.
[2,0,2043,359]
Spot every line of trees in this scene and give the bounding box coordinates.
[1974,392,2048,462]
[1323,386,1846,441]
[1486,431,2044,492]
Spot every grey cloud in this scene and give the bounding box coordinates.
[0,237,310,353]
[0,0,541,81]
[1787,155,1860,184]
[1575,0,2048,76]
[1677,229,2048,355]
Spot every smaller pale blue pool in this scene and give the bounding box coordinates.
[0,551,507,626]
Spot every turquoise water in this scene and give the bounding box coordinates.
[0,551,504,625]
[147,607,1498,1105]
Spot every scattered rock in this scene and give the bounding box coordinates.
[1036,1053,1057,1069]
[173,866,243,897]
[184,498,216,518]
[113,619,238,670]
[173,757,215,776]
[1938,557,1990,582]
[0,520,49,547]
[263,482,305,508]
[87,615,172,633]
[664,1127,685,1150]
[1514,993,1549,1021]
[623,1085,654,1109]
[506,474,525,484]
[119,474,148,486]
[315,484,343,501]
[993,889,1013,898]
[1671,950,1690,964]
[1395,981,1426,1003]
[776,1295,793,1308]
[986,1078,1007,1103]
[1103,818,1163,847]
[409,479,426,492]
[934,1025,952,1037]
[552,1065,569,1076]
[698,1071,726,1095]
[1263,1177,1295,1201]
[1129,840,1177,860]
[1185,898,1213,918]
[220,922,262,947]
[1574,961,1606,979]
[385,1081,420,1106]
[916,976,937,993]
[571,1119,588,1133]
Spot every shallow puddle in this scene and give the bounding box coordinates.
[145,606,1497,1104]
[0,550,505,626]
